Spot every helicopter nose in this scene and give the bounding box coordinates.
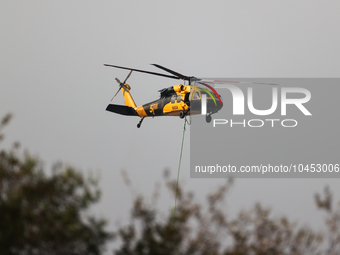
[215,95,223,113]
[205,96,223,113]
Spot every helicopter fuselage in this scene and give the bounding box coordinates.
[106,84,223,120]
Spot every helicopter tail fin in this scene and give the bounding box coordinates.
[121,87,137,108]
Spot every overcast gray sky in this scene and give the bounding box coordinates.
[1,1,340,253]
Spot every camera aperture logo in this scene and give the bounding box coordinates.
[201,84,312,128]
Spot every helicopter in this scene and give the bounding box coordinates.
[104,64,224,128]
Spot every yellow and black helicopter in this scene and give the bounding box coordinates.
[104,64,224,128]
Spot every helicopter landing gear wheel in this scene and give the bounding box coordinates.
[180,111,185,119]
[206,115,212,123]
[137,117,145,128]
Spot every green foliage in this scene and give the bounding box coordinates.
[315,186,340,254]
[114,171,340,255]
[0,114,112,255]
[0,113,12,142]
[3,113,340,255]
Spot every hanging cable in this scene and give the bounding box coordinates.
[172,119,187,226]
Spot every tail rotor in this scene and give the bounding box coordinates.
[111,70,133,101]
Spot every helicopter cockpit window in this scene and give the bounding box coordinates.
[171,95,176,103]
[176,95,182,102]
[193,91,200,100]
[201,91,209,98]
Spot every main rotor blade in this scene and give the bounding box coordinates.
[104,64,180,80]
[111,87,121,101]
[151,64,190,81]
[200,79,279,86]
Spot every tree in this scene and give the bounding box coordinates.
[315,186,340,255]
[0,114,112,255]
[113,170,340,255]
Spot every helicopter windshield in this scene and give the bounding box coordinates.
[193,91,200,99]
